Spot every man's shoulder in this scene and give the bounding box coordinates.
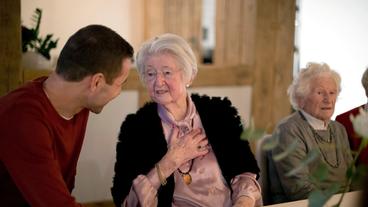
[0,80,45,114]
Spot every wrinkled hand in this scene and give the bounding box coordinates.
[233,196,255,207]
[167,127,209,167]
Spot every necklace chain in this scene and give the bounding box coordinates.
[178,159,194,174]
[310,125,340,168]
[178,159,194,185]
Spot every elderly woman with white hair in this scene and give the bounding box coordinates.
[268,62,354,204]
[111,33,261,207]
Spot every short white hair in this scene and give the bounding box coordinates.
[135,33,198,85]
[287,62,341,110]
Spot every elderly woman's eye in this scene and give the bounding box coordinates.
[164,70,173,77]
[146,71,156,77]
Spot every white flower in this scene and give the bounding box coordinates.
[350,108,368,139]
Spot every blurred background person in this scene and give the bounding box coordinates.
[268,62,354,204]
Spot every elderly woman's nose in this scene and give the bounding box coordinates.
[155,73,166,84]
[323,93,333,102]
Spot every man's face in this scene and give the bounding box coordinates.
[88,58,132,114]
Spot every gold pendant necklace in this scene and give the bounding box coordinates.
[178,159,194,185]
[181,172,192,185]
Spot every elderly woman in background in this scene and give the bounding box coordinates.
[111,33,261,207]
[336,67,368,166]
[268,62,354,204]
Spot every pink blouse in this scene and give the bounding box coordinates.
[122,104,262,207]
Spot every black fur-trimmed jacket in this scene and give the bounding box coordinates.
[111,94,260,207]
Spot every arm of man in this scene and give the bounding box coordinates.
[1,107,83,207]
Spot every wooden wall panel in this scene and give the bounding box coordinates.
[225,0,241,65]
[0,0,22,96]
[214,0,226,66]
[214,0,257,67]
[240,0,257,66]
[143,0,202,62]
[23,66,252,108]
[271,1,295,128]
[130,0,202,61]
[165,0,202,61]
[252,0,295,131]
[144,0,165,39]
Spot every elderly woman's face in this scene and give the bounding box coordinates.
[143,53,188,106]
[302,75,338,122]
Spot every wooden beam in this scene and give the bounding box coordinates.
[252,0,295,132]
[0,0,22,96]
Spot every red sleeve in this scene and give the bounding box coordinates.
[335,108,361,151]
[1,106,83,207]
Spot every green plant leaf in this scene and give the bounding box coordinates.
[350,164,368,188]
[308,183,340,207]
[240,128,265,141]
[22,7,58,60]
[308,189,329,207]
[262,136,278,151]
[272,139,298,161]
[346,164,355,178]
[240,118,266,141]
[310,162,329,182]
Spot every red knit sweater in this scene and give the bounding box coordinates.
[0,77,89,207]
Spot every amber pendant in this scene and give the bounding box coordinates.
[182,173,192,185]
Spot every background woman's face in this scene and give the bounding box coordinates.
[144,53,188,107]
[302,75,338,122]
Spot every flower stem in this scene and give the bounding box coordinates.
[334,140,365,206]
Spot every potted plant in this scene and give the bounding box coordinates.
[22,8,59,69]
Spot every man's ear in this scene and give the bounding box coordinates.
[89,73,105,92]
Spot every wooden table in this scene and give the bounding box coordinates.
[265,191,362,207]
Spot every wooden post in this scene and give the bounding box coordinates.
[0,0,22,96]
[252,0,295,132]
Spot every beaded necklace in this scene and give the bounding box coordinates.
[309,124,340,168]
[299,111,340,168]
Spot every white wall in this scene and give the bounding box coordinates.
[72,91,139,203]
[21,0,133,68]
[298,0,368,118]
[189,86,252,126]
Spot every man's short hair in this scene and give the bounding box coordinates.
[56,24,133,84]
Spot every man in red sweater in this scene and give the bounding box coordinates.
[0,25,133,207]
[336,67,368,166]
